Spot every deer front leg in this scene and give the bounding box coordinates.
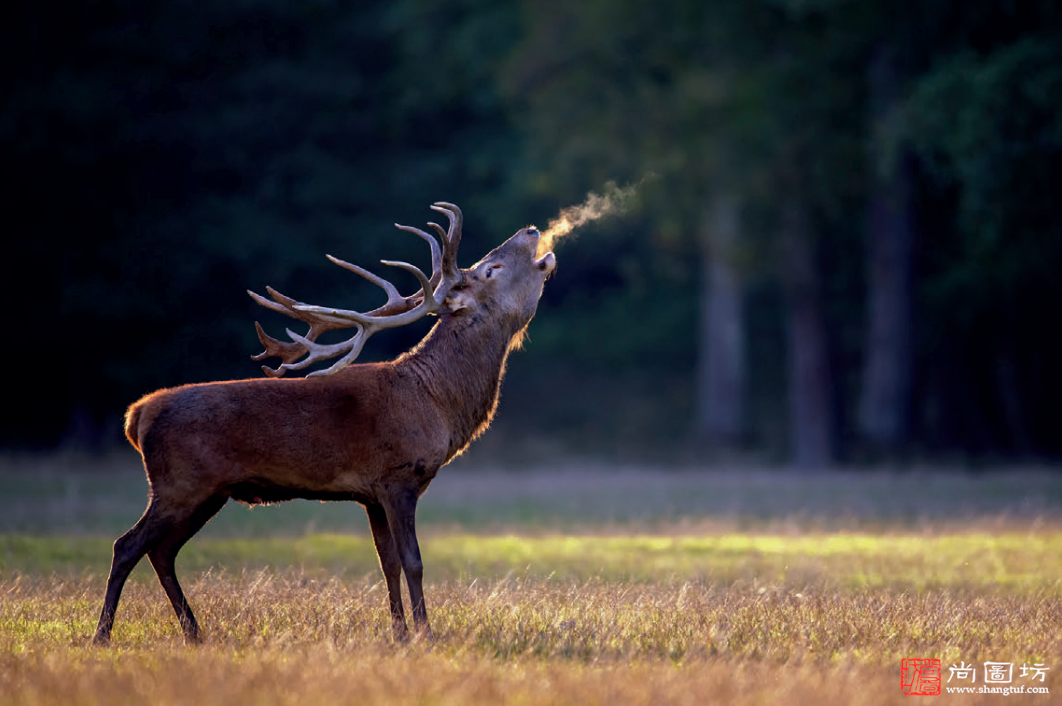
[383,490,432,640]
[146,494,228,643]
[365,502,408,642]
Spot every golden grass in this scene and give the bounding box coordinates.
[0,639,914,706]
[2,571,1060,705]
[3,462,1061,704]
[3,532,1061,705]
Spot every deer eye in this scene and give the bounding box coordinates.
[485,264,504,279]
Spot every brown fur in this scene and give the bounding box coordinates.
[92,226,555,645]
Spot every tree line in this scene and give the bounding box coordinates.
[4,0,1060,463]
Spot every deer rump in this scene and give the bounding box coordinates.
[92,202,556,646]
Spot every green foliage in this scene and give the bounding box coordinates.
[902,38,1062,315]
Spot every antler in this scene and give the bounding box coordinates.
[249,202,464,378]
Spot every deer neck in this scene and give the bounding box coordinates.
[399,311,521,458]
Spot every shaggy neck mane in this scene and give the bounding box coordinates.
[398,310,524,460]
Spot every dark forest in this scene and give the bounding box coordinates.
[4,0,1061,465]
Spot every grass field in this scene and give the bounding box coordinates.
[2,453,1061,704]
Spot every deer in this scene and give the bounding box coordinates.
[92,202,557,645]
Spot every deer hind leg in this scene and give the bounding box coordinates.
[383,491,432,640]
[147,494,228,643]
[365,502,408,642]
[92,497,180,645]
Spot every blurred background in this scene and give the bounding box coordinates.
[3,0,1060,467]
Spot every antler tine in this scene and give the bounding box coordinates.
[247,286,296,318]
[248,285,355,376]
[252,321,305,364]
[326,255,402,301]
[325,254,418,317]
[395,223,444,290]
[277,326,370,376]
[430,202,463,287]
[248,286,349,328]
[424,223,447,287]
[293,258,434,328]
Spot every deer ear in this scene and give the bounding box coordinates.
[442,288,476,314]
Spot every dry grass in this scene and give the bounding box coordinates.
[2,460,1061,704]
[2,570,1060,705]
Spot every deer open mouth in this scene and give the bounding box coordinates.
[534,251,556,274]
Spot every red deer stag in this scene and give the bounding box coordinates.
[92,202,556,645]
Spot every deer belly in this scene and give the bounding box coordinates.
[227,475,375,506]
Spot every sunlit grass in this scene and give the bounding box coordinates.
[2,461,1061,704]
[3,531,1060,594]
[2,569,1060,705]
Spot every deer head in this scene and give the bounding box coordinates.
[448,226,557,330]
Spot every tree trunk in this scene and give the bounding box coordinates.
[781,196,834,469]
[695,192,746,446]
[859,45,914,453]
